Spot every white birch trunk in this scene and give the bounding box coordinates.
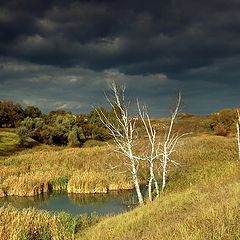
[148,161,160,200]
[162,154,167,191]
[137,101,161,201]
[161,93,182,191]
[132,162,144,205]
[154,177,160,197]
[148,162,154,201]
[97,82,144,205]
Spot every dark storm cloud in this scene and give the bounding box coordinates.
[1,0,240,115]
[1,0,240,73]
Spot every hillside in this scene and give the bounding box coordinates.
[79,135,240,240]
[0,125,240,239]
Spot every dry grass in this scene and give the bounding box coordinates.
[68,171,133,193]
[0,141,134,196]
[80,181,240,240]
[79,134,240,240]
[0,206,73,240]
[1,130,240,239]
[0,205,99,240]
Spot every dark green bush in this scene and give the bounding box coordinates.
[17,126,28,146]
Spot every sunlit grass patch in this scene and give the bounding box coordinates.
[0,130,39,157]
[67,171,133,194]
[80,180,240,240]
[167,135,239,191]
[0,205,100,240]
[79,135,240,240]
[0,131,20,155]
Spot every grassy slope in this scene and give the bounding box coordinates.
[1,128,240,239]
[0,129,38,157]
[80,135,240,240]
[0,130,21,157]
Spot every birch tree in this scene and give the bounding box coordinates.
[138,93,184,198]
[160,93,187,191]
[97,82,144,205]
[137,102,160,201]
[98,82,185,203]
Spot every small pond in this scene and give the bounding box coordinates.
[0,190,139,216]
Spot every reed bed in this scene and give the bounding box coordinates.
[67,171,133,194]
[0,205,99,240]
[0,206,73,240]
[1,172,52,197]
[0,144,134,196]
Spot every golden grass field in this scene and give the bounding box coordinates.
[79,135,240,240]
[0,124,240,239]
[0,135,136,197]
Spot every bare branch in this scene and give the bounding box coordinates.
[97,81,144,205]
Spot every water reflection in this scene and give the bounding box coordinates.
[68,190,135,205]
[0,190,139,216]
[0,193,50,208]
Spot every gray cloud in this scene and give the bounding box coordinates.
[0,58,239,116]
[0,59,170,114]
[1,0,240,72]
[0,0,240,115]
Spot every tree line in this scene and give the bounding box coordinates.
[0,100,114,146]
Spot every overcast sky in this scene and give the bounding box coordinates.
[0,0,240,116]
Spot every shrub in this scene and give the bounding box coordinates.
[68,129,80,147]
[91,126,110,141]
[17,126,28,146]
[209,109,237,136]
[51,176,69,191]
[214,123,228,136]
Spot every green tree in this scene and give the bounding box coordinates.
[24,106,42,118]
[20,117,52,144]
[75,113,92,138]
[51,114,85,145]
[67,126,85,147]
[88,107,110,141]
[68,128,79,147]
[0,100,24,127]
[46,110,69,125]
[17,126,28,146]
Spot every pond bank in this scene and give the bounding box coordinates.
[0,171,137,197]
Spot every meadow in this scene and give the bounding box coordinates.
[80,135,240,240]
[0,116,240,239]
